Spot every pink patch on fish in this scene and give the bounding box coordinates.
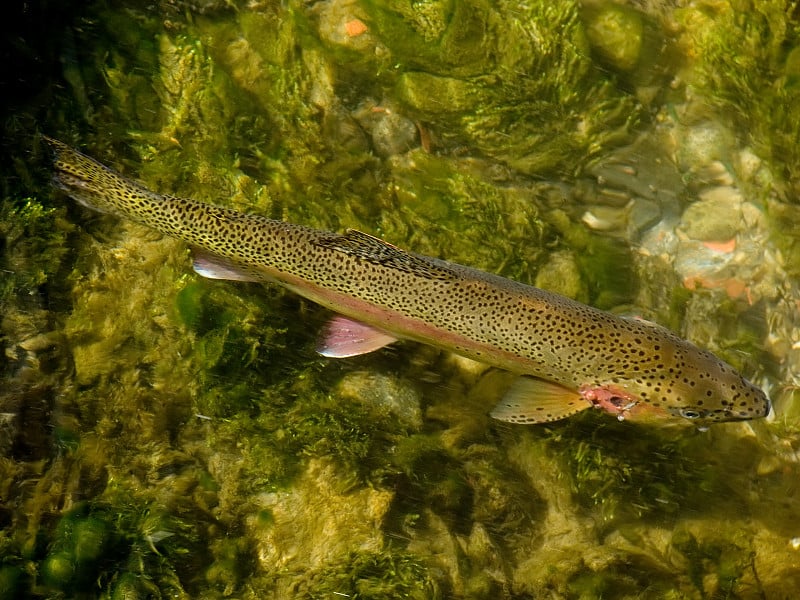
[579,384,642,421]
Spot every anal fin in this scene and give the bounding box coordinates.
[490,376,588,424]
[317,316,398,358]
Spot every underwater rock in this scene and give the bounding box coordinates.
[673,120,735,178]
[578,132,680,239]
[406,509,463,595]
[534,250,588,304]
[458,523,506,597]
[584,4,644,72]
[322,106,371,154]
[313,0,377,53]
[335,371,422,430]
[505,433,612,594]
[352,102,419,157]
[361,0,491,75]
[66,232,187,387]
[680,186,743,241]
[368,110,419,157]
[580,203,632,233]
[673,240,738,289]
[675,0,800,195]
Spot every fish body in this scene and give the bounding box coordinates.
[46,137,770,426]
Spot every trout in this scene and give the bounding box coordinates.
[46,137,770,426]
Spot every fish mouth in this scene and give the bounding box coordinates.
[692,401,772,424]
[670,402,771,424]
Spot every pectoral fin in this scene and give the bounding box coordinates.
[490,377,589,424]
[317,316,398,358]
[192,249,260,282]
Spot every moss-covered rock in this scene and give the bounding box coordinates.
[585,4,644,72]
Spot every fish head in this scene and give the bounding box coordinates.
[662,371,770,426]
[647,347,771,427]
[598,319,772,427]
[592,328,770,429]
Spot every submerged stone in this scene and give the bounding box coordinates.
[585,4,644,72]
[336,371,423,430]
[534,250,588,304]
[72,517,108,564]
[681,186,743,241]
[362,0,491,75]
[314,0,376,53]
[352,103,419,157]
[41,552,75,589]
[369,111,419,157]
[674,120,735,175]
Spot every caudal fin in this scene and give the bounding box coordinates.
[43,136,160,215]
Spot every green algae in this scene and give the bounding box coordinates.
[391,1,645,177]
[670,526,757,598]
[550,419,721,522]
[768,197,800,279]
[296,549,439,599]
[0,565,23,600]
[18,494,201,598]
[376,150,546,281]
[678,0,800,198]
[0,197,71,304]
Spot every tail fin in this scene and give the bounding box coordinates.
[43,136,161,215]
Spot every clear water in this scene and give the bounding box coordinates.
[2,1,799,598]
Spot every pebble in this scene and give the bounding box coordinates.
[335,371,422,429]
[680,186,743,241]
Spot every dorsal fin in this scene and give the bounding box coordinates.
[314,229,455,281]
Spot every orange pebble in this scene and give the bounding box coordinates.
[724,279,747,299]
[702,238,736,253]
[345,19,368,37]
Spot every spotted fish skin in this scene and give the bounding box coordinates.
[46,138,770,426]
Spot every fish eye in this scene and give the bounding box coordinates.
[680,408,704,420]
